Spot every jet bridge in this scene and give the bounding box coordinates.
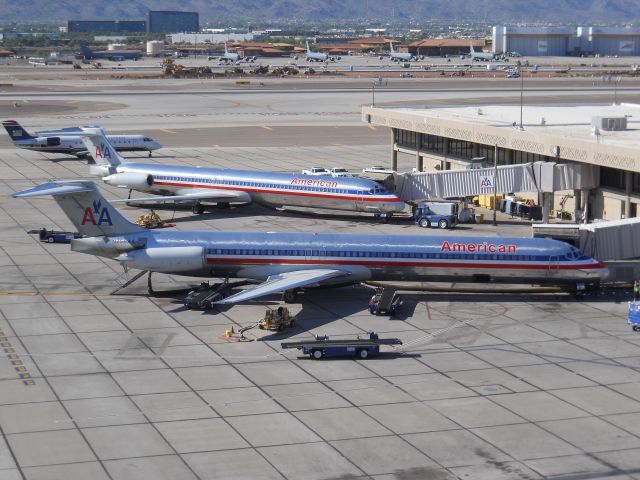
[394,161,598,203]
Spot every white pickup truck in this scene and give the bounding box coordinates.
[330,167,352,177]
[302,167,330,176]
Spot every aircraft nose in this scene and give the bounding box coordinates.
[599,265,610,281]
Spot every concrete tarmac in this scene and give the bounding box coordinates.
[0,74,639,480]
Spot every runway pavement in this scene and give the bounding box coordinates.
[0,74,639,480]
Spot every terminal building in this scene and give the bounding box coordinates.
[493,25,640,56]
[362,104,640,222]
[147,11,199,34]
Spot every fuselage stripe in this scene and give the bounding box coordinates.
[154,180,401,203]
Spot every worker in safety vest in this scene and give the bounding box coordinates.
[635,280,640,301]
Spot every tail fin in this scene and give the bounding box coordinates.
[306,40,311,53]
[80,45,93,58]
[224,42,228,54]
[470,43,475,54]
[81,133,125,170]
[2,120,35,141]
[12,181,142,237]
[389,41,395,53]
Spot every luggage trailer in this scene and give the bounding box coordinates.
[281,332,402,359]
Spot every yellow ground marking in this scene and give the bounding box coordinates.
[160,129,177,134]
[368,124,377,130]
[261,125,273,131]
[212,144,220,148]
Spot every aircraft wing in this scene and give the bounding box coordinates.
[215,269,355,304]
[110,190,251,204]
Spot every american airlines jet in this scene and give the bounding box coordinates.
[2,121,161,158]
[82,134,404,219]
[12,181,608,304]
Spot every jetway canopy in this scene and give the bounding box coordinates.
[394,162,598,203]
[533,217,640,261]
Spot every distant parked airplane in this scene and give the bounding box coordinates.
[469,43,494,61]
[2,121,160,158]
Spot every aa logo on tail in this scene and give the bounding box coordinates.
[95,143,112,159]
[81,199,113,226]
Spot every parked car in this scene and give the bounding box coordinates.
[330,167,352,177]
[302,167,330,176]
[362,165,395,174]
[506,72,520,78]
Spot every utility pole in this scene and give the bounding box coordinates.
[493,144,498,226]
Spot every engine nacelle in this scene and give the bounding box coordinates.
[117,246,205,273]
[33,136,61,147]
[103,172,154,189]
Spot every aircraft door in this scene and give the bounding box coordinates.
[548,256,559,276]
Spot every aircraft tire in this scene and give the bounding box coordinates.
[283,290,297,303]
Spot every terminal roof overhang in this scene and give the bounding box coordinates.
[362,104,640,173]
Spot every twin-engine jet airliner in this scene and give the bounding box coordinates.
[12,181,607,305]
[2,121,161,158]
[81,134,404,218]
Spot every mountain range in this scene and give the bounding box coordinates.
[1,0,637,25]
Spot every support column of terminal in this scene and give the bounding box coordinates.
[581,189,590,223]
[625,171,632,219]
[442,139,449,170]
[542,192,553,224]
[390,129,398,172]
[415,133,423,172]
[574,189,582,224]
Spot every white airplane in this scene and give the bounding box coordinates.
[304,41,339,62]
[470,43,494,61]
[380,42,415,62]
[2,120,161,158]
[219,43,240,64]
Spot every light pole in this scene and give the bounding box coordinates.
[519,68,524,130]
[372,82,375,107]
[493,144,498,226]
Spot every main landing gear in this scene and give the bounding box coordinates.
[192,203,205,214]
[282,289,298,303]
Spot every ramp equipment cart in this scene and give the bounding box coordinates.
[184,281,228,310]
[368,287,402,315]
[281,332,402,359]
[629,301,640,332]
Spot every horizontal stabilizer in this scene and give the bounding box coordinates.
[215,268,350,304]
[11,181,96,198]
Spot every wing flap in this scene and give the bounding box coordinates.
[215,269,352,304]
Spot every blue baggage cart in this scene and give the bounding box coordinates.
[629,302,640,331]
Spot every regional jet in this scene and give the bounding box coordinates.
[12,181,608,304]
[81,134,404,219]
[2,121,161,158]
[469,43,494,61]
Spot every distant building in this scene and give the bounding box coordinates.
[68,20,146,33]
[493,25,640,56]
[168,32,254,45]
[406,39,486,57]
[147,11,199,34]
[0,32,59,41]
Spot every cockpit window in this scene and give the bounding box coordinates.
[143,137,152,141]
[565,246,582,261]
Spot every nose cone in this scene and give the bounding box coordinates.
[151,141,162,150]
[599,265,610,281]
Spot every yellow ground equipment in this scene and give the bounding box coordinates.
[259,307,295,331]
[134,210,174,229]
